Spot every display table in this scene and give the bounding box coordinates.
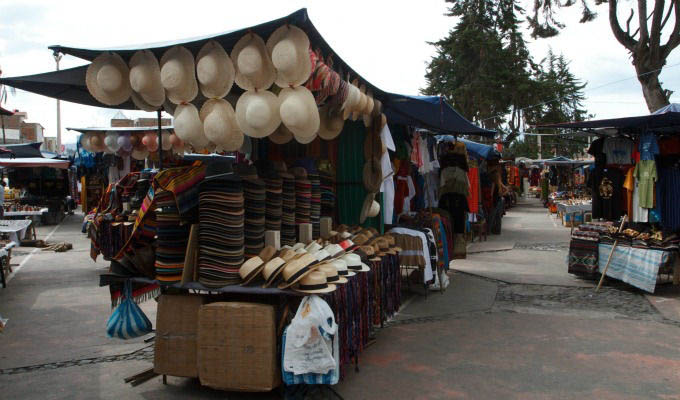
[556,202,591,214]
[3,208,48,217]
[0,219,34,244]
[0,241,18,288]
[598,243,676,293]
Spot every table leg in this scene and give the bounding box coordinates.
[673,256,680,286]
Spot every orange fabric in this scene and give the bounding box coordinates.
[467,167,479,213]
[623,166,634,217]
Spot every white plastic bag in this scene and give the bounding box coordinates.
[283,295,338,375]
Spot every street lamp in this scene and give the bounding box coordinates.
[53,50,62,153]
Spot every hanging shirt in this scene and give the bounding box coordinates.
[638,133,659,161]
[380,125,396,224]
[603,137,633,165]
[590,167,624,221]
[467,167,480,213]
[634,160,657,209]
[588,137,607,167]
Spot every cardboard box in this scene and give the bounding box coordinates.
[154,294,205,377]
[198,302,279,392]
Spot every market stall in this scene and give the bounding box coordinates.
[0,8,492,393]
[540,105,680,292]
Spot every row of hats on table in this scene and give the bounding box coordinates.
[86,24,387,155]
[78,131,186,159]
[237,226,401,294]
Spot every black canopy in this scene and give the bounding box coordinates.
[0,106,14,116]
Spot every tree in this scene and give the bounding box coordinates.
[528,0,680,113]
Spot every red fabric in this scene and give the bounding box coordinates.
[393,162,411,217]
[659,136,680,156]
[632,139,640,163]
[467,167,479,213]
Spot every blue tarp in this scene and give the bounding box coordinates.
[437,136,500,160]
[1,8,492,137]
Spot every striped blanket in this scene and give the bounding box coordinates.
[598,244,670,293]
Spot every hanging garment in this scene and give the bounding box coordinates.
[467,167,480,213]
[439,166,470,198]
[380,124,396,224]
[638,132,660,161]
[440,193,469,234]
[603,137,633,165]
[590,167,624,220]
[656,163,680,231]
[389,227,434,282]
[634,160,657,209]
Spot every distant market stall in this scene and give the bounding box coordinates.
[539,104,680,293]
[0,8,493,394]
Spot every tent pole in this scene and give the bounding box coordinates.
[157,110,163,170]
[1,115,5,144]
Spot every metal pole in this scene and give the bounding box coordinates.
[1,115,5,144]
[157,110,163,170]
[53,51,63,153]
[537,134,541,160]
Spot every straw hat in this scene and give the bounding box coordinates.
[235,90,281,138]
[279,86,319,137]
[363,157,383,193]
[129,50,165,108]
[200,98,243,152]
[239,256,266,285]
[232,32,276,91]
[130,91,159,112]
[342,83,360,120]
[86,52,132,106]
[323,244,344,258]
[174,103,210,150]
[317,263,347,285]
[293,132,317,144]
[269,123,293,144]
[292,271,336,294]
[261,256,286,287]
[371,99,382,117]
[351,84,367,121]
[305,241,323,254]
[277,253,318,289]
[318,104,344,140]
[364,130,386,160]
[360,192,380,223]
[362,90,375,121]
[330,259,355,278]
[266,24,312,88]
[341,253,370,272]
[160,46,198,104]
[131,148,149,160]
[196,40,235,99]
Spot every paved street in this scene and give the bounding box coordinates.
[2,200,680,399]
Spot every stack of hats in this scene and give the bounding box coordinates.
[264,176,283,232]
[295,177,311,226]
[280,173,297,247]
[198,175,244,287]
[154,190,190,283]
[319,169,335,217]
[243,178,266,258]
[309,172,321,238]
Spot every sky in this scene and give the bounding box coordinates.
[0,0,678,144]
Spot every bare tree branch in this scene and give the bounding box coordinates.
[626,8,635,35]
[649,0,666,54]
[661,0,680,58]
[609,0,639,51]
[638,0,650,45]
[661,0,675,30]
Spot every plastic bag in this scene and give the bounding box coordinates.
[106,282,152,339]
[283,295,337,375]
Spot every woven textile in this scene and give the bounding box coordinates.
[598,243,670,293]
[567,239,599,278]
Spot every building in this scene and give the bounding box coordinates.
[110,111,171,128]
[0,110,46,145]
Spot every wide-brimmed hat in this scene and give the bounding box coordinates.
[362,90,375,126]
[323,243,344,258]
[341,253,370,272]
[86,52,132,106]
[266,24,312,88]
[269,123,293,144]
[317,263,347,284]
[292,271,336,294]
[351,84,368,121]
[304,241,323,254]
[360,192,380,223]
[342,83,361,120]
[364,131,385,162]
[261,256,286,287]
[232,32,276,91]
[130,91,159,112]
[174,103,210,150]
[131,147,149,160]
[363,157,382,193]
[196,40,235,99]
[318,104,344,140]
[160,46,198,104]
[200,98,243,151]
[330,258,355,278]
[235,90,281,138]
[279,86,319,137]
[293,132,317,144]
[278,253,318,289]
[240,246,276,285]
[129,50,165,108]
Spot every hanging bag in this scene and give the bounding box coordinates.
[106,281,153,339]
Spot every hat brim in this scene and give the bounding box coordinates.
[279,86,320,137]
[262,263,286,288]
[129,50,165,107]
[348,263,371,272]
[360,192,376,224]
[197,40,235,99]
[293,283,337,294]
[232,32,276,91]
[267,25,312,88]
[86,52,132,106]
[235,90,281,138]
[241,264,266,285]
[160,46,198,105]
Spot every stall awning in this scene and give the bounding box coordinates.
[541,156,593,167]
[0,158,70,169]
[437,136,500,160]
[67,126,175,134]
[535,103,680,134]
[0,106,14,116]
[1,8,491,137]
[0,142,44,159]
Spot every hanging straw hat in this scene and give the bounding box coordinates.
[232,32,276,91]
[293,132,317,144]
[342,83,360,120]
[160,46,198,105]
[130,91,159,112]
[363,90,375,115]
[364,128,386,160]
[318,104,344,140]
[371,99,382,117]
[129,50,165,108]
[200,98,243,151]
[360,192,381,223]
[86,52,132,106]
[363,157,382,193]
[269,123,293,145]
[235,90,281,138]
[279,86,320,137]
[277,253,318,289]
[131,147,149,160]
[351,84,368,121]
[174,103,210,150]
[196,40,235,99]
[266,24,312,88]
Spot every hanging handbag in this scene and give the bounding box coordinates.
[106,281,153,339]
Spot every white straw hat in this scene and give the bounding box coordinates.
[292,270,336,294]
[360,192,380,223]
[279,86,319,137]
[293,132,317,144]
[235,90,281,138]
[341,253,370,272]
[129,50,165,108]
[131,147,149,160]
[130,91,160,112]
[196,40,235,99]
[266,24,312,88]
[268,123,293,145]
[351,85,368,121]
[160,46,198,104]
[173,103,210,150]
[200,98,243,152]
[342,83,360,120]
[232,32,276,91]
[318,104,344,140]
[86,52,132,106]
